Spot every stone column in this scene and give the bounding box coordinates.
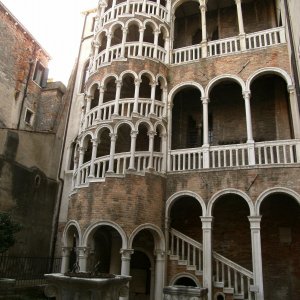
[161,133,167,172]
[121,28,128,58]
[77,247,89,272]
[142,0,147,13]
[61,247,72,274]
[76,147,85,186]
[162,88,168,118]
[202,97,209,147]
[153,29,160,59]
[113,80,122,116]
[133,79,141,114]
[235,0,246,50]
[164,36,170,64]
[201,217,213,300]
[148,131,156,169]
[167,102,173,171]
[248,216,264,300]
[96,86,105,120]
[129,130,138,170]
[154,250,165,300]
[138,27,145,57]
[120,249,134,300]
[125,0,130,14]
[150,81,157,115]
[166,0,172,22]
[98,4,106,28]
[243,91,255,165]
[156,0,161,16]
[92,41,100,72]
[200,1,208,58]
[88,138,99,178]
[83,96,92,129]
[104,33,112,62]
[108,133,117,173]
[111,0,117,19]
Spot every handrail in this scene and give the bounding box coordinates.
[170,228,203,250]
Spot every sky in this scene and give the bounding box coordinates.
[2,0,98,84]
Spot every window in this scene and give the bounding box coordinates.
[24,108,34,126]
[33,61,48,87]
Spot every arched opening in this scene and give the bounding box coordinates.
[173,1,201,49]
[155,77,163,101]
[83,136,93,163]
[139,74,152,99]
[115,124,131,173]
[94,128,110,176]
[260,193,300,300]
[68,141,77,170]
[111,24,123,46]
[91,88,100,110]
[65,225,79,272]
[143,24,155,44]
[154,125,163,152]
[209,80,245,145]
[174,276,197,287]
[127,23,140,42]
[121,74,135,99]
[103,77,116,103]
[98,32,107,53]
[250,74,293,142]
[87,225,122,274]
[80,61,89,93]
[212,194,252,270]
[172,87,202,149]
[136,123,149,152]
[105,0,113,12]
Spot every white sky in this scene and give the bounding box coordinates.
[2,0,98,84]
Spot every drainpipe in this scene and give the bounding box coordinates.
[283,0,300,113]
[49,11,90,271]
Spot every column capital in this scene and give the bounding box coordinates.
[122,28,128,34]
[139,26,145,32]
[200,3,207,12]
[131,130,139,138]
[148,130,156,138]
[79,147,86,154]
[91,138,99,145]
[135,79,142,85]
[288,85,295,94]
[120,248,134,260]
[235,0,242,5]
[86,95,93,101]
[150,80,157,87]
[154,249,165,260]
[115,80,122,87]
[154,28,160,35]
[99,86,105,93]
[109,133,118,141]
[201,97,210,104]
[243,90,251,99]
[201,216,213,229]
[61,246,72,255]
[248,216,262,229]
[77,246,90,256]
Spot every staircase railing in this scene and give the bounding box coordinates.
[169,228,255,299]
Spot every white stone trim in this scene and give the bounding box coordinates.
[62,220,82,247]
[114,120,135,134]
[169,272,201,287]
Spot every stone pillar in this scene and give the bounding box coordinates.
[138,27,145,57]
[104,33,112,62]
[154,250,165,300]
[113,80,122,116]
[161,133,167,172]
[153,29,160,59]
[148,131,156,169]
[235,0,246,50]
[129,130,138,170]
[248,216,264,300]
[150,81,157,115]
[108,133,117,173]
[84,96,92,129]
[202,97,209,147]
[96,86,105,120]
[77,247,89,272]
[162,88,168,118]
[111,0,117,19]
[88,138,99,178]
[92,42,100,72]
[125,0,130,14]
[166,0,172,22]
[201,217,213,300]
[120,249,134,300]
[76,147,85,186]
[142,0,147,13]
[120,28,128,58]
[98,4,106,28]
[167,102,173,171]
[61,247,72,274]
[156,0,161,16]
[200,1,208,58]
[133,79,141,114]
[164,36,170,64]
[288,87,300,139]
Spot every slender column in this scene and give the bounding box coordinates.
[164,36,170,64]
[243,91,255,165]
[200,1,208,58]
[150,81,157,115]
[120,28,128,58]
[288,87,300,139]
[166,0,172,22]
[113,80,122,116]
[148,131,156,169]
[167,102,173,171]
[77,247,89,272]
[96,87,105,120]
[111,0,117,19]
[154,250,165,300]
[79,104,85,134]
[84,96,92,129]
[202,97,209,146]
[72,156,79,189]
[129,131,138,170]
[235,0,246,50]
[138,27,145,57]
[76,147,85,186]
[120,249,134,300]
[201,217,213,300]
[161,133,167,172]
[108,133,117,173]
[88,138,99,178]
[125,0,130,14]
[153,29,160,59]
[92,42,100,71]
[104,33,112,62]
[248,216,264,300]
[162,88,168,118]
[142,0,147,13]
[133,79,141,114]
[156,0,161,16]
[61,247,71,273]
[99,4,106,28]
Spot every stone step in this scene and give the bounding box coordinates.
[214,281,224,288]
[186,265,196,271]
[223,287,234,294]
[178,260,187,265]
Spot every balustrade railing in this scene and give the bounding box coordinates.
[75,152,164,186]
[207,36,240,57]
[170,148,204,171]
[172,45,201,64]
[100,1,168,29]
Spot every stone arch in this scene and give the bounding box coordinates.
[138,70,156,82]
[86,81,100,96]
[62,220,82,247]
[125,18,143,29]
[80,131,95,147]
[128,223,166,251]
[168,81,205,105]
[207,189,254,217]
[172,0,200,12]
[205,74,246,98]
[246,67,294,91]
[169,272,201,287]
[166,190,207,218]
[95,28,108,43]
[153,121,167,135]
[255,187,300,216]
[159,24,169,39]
[114,120,135,134]
[108,20,125,35]
[94,124,113,138]
[156,74,167,89]
[119,70,138,81]
[143,19,159,31]
[101,73,118,87]
[135,119,154,132]
[82,220,128,249]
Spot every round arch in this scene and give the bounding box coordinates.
[125,18,143,29]
[135,119,154,132]
[255,187,300,216]
[114,120,135,134]
[205,74,246,98]
[246,67,294,91]
[101,73,118,87]
[128,223,166,251]
[62,220,82,247]
[82,220,128,249]
[207,189,254,217]
[172,0,200,12]
[94,124,113,138]
[143,19,159,31]
[153,121,167,135]
[119,70,138,81]
[168,81,205,105]
[166,190,207,218]
[86,82,100,97]
[138,70,156,82]
[169,272,201,287]
[108,20,125,35]
[80,131,95,147]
